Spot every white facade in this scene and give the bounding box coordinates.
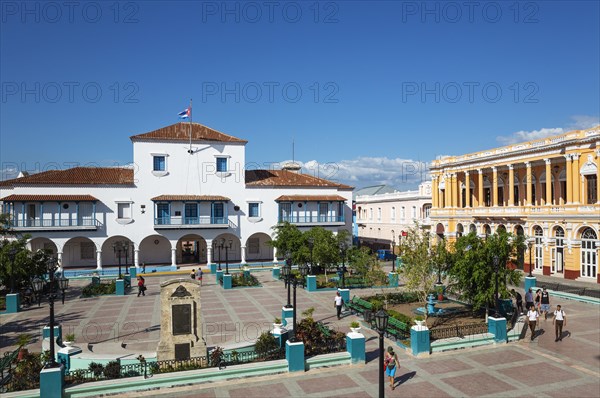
[355,182,432,249]
[0,123,353,270]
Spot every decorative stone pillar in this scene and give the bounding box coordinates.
[451,174,458,208]
[525,162,532,206]
[545,159,552,205]
[346,331,366,364]
[492,167,499,207]
[565,155,573,203]
[57,251,64,273]
[572,154,580,203]
[432,176,439,208]
[478,169,484,207]
[508,165,514,206]
[241,246,246,264]
[170,248,177,269]
[465,171,470,207]
[96,250,102,270]
[134,249,140,268]
[273,247,278,263]
[488,317,507,343]
[410,324,430,357]
[286,340,305,372]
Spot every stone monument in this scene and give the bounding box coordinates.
[157,279,207,361]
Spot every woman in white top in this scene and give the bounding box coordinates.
[527,305,539,341]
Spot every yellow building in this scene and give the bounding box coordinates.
[430,126,600,284]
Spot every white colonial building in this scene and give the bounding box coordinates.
[355,182,432,250]
[0,122,353,271]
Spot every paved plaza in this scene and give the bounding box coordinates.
[1,267,599,397]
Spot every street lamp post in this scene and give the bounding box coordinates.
[112,241,125,278]
[283,253,292,308]
[493,255,500,317]
[290,263,309,342]
[373,309,389,398]
[307,238,314,275]
[391,235,396,273]
[216,242,223,271]
[527,240,533,277]
[338,241,347,289]
[222,239,232,274]
[8,247,17,294]
[32,257,69,368]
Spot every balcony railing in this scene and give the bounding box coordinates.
[431,203,599,217]
[279,215,345,224]
[154,216,234,228]
[10,219,101,230]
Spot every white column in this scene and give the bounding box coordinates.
[171,248,177,267]
[273,247,278,263]
[206,243,213,264]
[134,249,140,268]
[241,246,246,263]
[96,250,102,270]
[57,251,64,272]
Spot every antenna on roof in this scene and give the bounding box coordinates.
[292,137,295,163]
[187,99,193,154]
[282,137,301,173]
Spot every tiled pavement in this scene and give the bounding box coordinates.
[1,267,599,397]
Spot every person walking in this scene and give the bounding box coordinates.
[197,268,203,286]
[384,346,399,390]
[334,291,344,320]
[512,289,523,314]
[190,269,196,279]
[540,286,551,320]
[534,289,542,312]
[552,304,566,342]
[137,276,146,297]
[527,304,539,341]
[525,287,534,311]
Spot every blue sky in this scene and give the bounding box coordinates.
[1,0,599,189]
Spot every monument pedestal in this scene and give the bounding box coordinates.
[156,279,207,362]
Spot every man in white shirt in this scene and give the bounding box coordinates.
[552,304,566,342]
[334,292,344,320]
[527,305,539,341]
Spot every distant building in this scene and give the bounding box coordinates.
[0,122,353,271]
[355,182,432,251]
[430,125,600,283]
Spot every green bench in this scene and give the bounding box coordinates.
[0,348,19,389]
[345,296,373,315]
[386,317,409,340]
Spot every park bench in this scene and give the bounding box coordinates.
[316,321,331,337]
[386,317,409,340]
[345,296,372,315]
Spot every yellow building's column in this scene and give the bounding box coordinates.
[525,162,532,206]
[565,155,572,204]
[444,175,451,208]
[478,169,484,207]
[432,176,439,208]
[545,158,552,206]
[508,164,514,206]
[492,166,498,206]
[465,171,471,207]
[596,149,600,204]
[572,154,580,203]
[452,174,458,208]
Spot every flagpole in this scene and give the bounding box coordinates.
[188,98,193,153]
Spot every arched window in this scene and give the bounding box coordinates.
[534,226,544,271]
[469,224,477,234]
[456,223,464,238]
[581,228,598,278]
[483,224,491,237]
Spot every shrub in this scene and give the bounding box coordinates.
[350,321,360,328]
[231,273,260,287]
[88,362,104,377]
[254,332,278,357]
[82,281,116,297]
[386,309,413,325]
[210,347,224,367]
[103,360,121,379]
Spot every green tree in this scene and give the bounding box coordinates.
[268,222,307,264]
[347,246,387,287]
[0,235,52,292]
[448,230,524,315]
[0,213,15,236]
[398,225,438,323]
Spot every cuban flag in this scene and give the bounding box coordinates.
[178,107,191,119]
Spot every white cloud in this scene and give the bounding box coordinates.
[496,115,600,145]
[496,128,564,145]
[277,157,430,190]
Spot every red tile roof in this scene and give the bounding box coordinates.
[245,170,353,190]
[275,195,347,202]
[130,122,247,144]
[1,194,98,202]
[151,195,230,201]
[0,167,134,187]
